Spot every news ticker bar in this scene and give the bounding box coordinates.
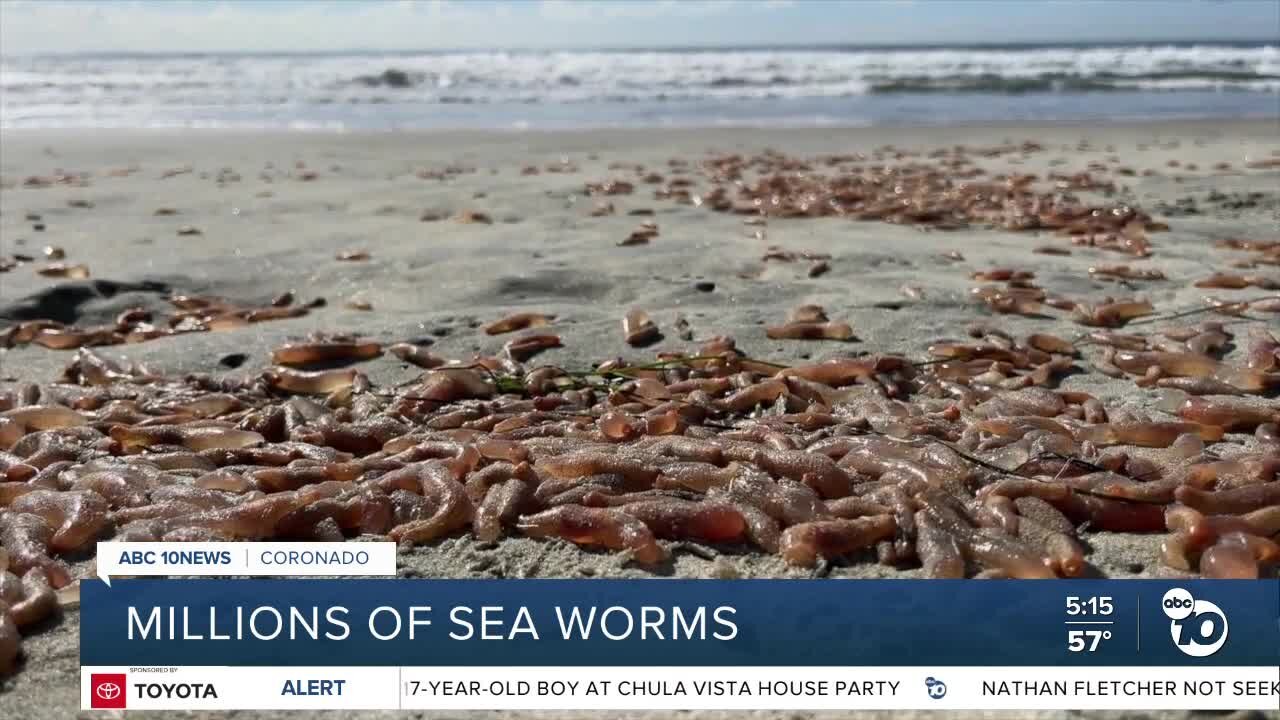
[81,666,1280,711]
[81,579,1280,667]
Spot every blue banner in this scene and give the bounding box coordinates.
[81,579,1278,667]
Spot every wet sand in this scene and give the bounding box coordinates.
[1,121,1277,718]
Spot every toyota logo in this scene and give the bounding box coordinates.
[90,672,127,709]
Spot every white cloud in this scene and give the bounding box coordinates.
[0,1,523,54]
[1,0,1272,55]
[0,0,795,55]
[537,0,741,22]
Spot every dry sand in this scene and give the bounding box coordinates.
[0,121,1277,719]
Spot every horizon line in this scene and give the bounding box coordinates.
[5,36,1277,59]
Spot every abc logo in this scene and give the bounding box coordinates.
[1162,588,1228,658]
[925,677,947,699]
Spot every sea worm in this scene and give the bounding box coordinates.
[9,490,110,553]
[1,406,88,432]
[516,505,667,565]
[247,464,360,492]
[112,501,205,525]
[825,497,893,519]
[1182,325,1231,356]
[623,309,661,347]
[263,368,358,395]
[778,515,896,568]
[294,418,409,455]
[1197,531,1279,579]
[271,341,382,367]
[616,500,746,543]
[151,492,319,541]
[474,478,533,542]
[36,263,90,279]
[972,268,1034,282]
[724,445,850,498]
[1088,265,1165,281]
[413,369,495,403]
[275,488,393,539]
[475,438,531,464]
[503,334,562,362]
[716,380,789,412]
[645,411,683,436]
[1016,518,1085,577]
[169,394,243,418]
[653,461,740,492]
[386,462,475,545]
[463,461,535,504]
[765,321,854,341]
[0,513,71,588]
[977,494,1020,534]
[1154,377,1246,396]
[1174,483,1280,515]
[483,313,554,335]
[779,357,904,387]
[1052,492,1167,533]
[37,327,124,349]
[110,425,264,453]
[915,509,965,578]
[917,503,1054,579]
[0,454,36,483]
[715,474,827,526]
[1177,397,1280,431]
[1011,496,1076,535]
[537,452,659,490]
[1194,273,1279,290]
[635,436,724,465]
[1245,327,1278,371]
[1074,421,1223,447]
[8,569,57,628]
[722,500,780,552]
[1113,350,1273,392]
[1071,300,1154,327]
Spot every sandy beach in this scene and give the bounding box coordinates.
[1,120,1278,719]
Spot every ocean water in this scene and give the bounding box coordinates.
[2,42,1277,130]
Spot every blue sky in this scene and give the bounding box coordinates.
[1,0,1277,54]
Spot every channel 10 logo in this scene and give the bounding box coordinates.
[1162,588,1228,658]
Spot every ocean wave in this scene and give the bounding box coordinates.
[2,43,1277,128]
[867,70,1280,94]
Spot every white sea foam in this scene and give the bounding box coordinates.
[2,44,1276,129]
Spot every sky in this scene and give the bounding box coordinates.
[1,0,1277,55]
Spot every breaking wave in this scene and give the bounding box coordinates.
[2,43,1275,128]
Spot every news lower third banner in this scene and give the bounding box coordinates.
[81,579,1279,711]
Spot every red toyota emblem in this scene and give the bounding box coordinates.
[91,673,127,709]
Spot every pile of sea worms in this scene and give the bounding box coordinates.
[589,143,1172,254]
[2,308,1279,672]
[3,142,1280,677]
[1,291,320,350]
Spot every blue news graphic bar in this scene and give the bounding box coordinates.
[81,579,1279,667]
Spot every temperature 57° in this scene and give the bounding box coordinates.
[1068,629,1112,652]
